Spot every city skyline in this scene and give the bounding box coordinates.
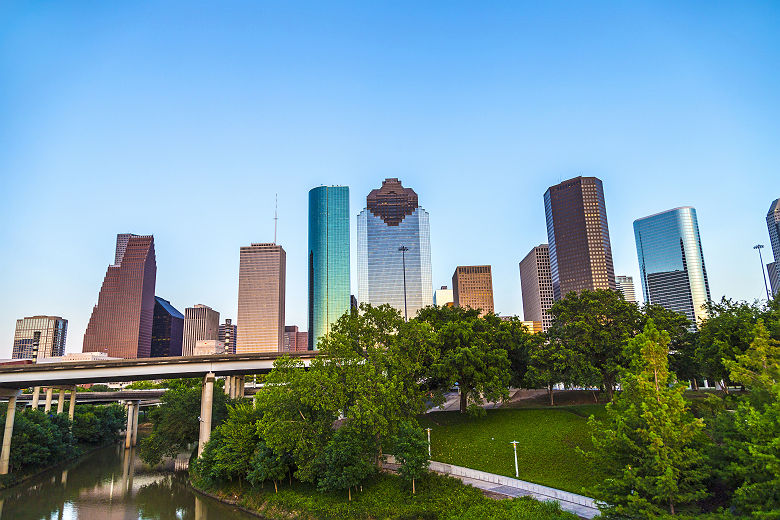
[3,3,780,356]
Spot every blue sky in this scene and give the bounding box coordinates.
[1,2,779,357]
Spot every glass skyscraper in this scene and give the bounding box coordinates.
[12,316,67,360]
[357,178,433,319]
[766,198,780,296]
[634,207,711,329]
[308,186,351,350]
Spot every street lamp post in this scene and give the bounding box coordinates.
[426,427,432,458]
[398,245,409,321]
[510,441,519,478]
[754,244,771,300]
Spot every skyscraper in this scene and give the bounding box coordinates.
[218,319,237,355]
[12,316,67,360]
[183,304,220,356]
[308,186,350,350]
[83,234,156,358]
[634,207,711,329]
[434,286,454,307]
[237,243,286,353]
[452,266,494,315]
[151,297,184,357]
[767,198,780,296]
[357,178,433,319]
[519,244,554,331]
[615,275,637,303]
[283,325,309,352]
[544,176,616,300]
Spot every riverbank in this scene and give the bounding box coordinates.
[190,471,581,520]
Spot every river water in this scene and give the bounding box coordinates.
[0,444,257,520]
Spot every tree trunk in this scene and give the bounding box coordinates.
[274,480,278,493]
[348,487,352,501]
[412,478,416,494]
[590,389,598,403]
[720,380,729,394]
[669,497,675,515]
[548,384,554,406]
[460,390,468,413]
[692,379,699,391]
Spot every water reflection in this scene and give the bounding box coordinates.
[0,444,254,520]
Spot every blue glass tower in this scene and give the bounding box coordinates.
[634,207,711,329]
[357,179,433,319]
[308,186,351,350]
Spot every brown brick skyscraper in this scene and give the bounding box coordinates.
[83,234,157,358]
[544,176,615,300]
[452,265,494,316]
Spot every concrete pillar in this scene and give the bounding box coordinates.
[57,389,66,414]
[235,376,244,399]
[224,376,231,396]
[131,402,140,446]
[44,387,53,412]
[0,393,19,475]
[198,372,215,456]
[31,387,41,409]
[125,402,135,449]
[68,388,77,421]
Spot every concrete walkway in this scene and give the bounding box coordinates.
[387,458,600,519]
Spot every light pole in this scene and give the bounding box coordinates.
[510,441,519,478]
[398,245,409,321]
[426,427,432,458]
[754,244,771,301]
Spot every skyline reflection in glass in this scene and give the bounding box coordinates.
[634,207,711,329]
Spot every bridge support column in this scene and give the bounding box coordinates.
[224,376,231,397]
[237,376,245,398]
[68,387,77,421]
[125,401,136,449]
[131,401,140,446]
[31,387,41,409]
[44,388,53,412]
[57,389,66,414]
[0,391,20,475]
[198,372,215,457]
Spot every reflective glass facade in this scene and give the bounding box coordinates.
[308,186,351,350]
[12,316,67,360]
[519,244,554,331]
[357,179,433,319]
[237,243,286,353]
[151,297,183,357]
[634,207,711,329]
[767,198,780,295]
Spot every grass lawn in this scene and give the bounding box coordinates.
[419,406,605,495]
[197,472,580,520]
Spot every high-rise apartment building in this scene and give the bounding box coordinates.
[219,319,237,355]
[615,275,637,303]
[519,244,554,331]
[83,234,156,358]
[151,297,184,357]
[634,207,711,329]
[308,186,351,350]
[767,198,780,295]
[452,266,494,315]
[544,176,616,300]
[12,316,67,360]
[357,178,433,320]
[283,325,309,352]
[237,243,286,353]
[183,304,220,356]
[434,286,454,307]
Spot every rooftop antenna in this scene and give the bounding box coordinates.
[273,194,278,244]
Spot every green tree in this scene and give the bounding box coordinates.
[72,404,126,445]
[527,334,573,405]
[315,427,376,500]
[392,420,429,494]
[247,441,292,493]
[583,320,709,518]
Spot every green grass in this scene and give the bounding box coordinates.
[419,407,604,494]
[197,472,579,520]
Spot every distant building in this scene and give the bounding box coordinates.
[358,178,433,320]
[519,245,554,331]
[634,207,711,329]
[151,297,184,357]
[615,275,637,303]
[38,352,118,363]
[237,243,286,352]
[218,319,237,355]
[351,295,358,311]
[434,286,454,307]
[544,176,616,300]
[194,340,225,356]
[83,234,156,358]
[183,304,220,356]
[452,266,494,315]
[308,186,351,350]
[12,316,67,360]
[284,325,309,352]
[497,316,542,334]
[767,198,780,295]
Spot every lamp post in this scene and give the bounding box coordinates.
[426,427,432,457]
[398,245,409,321]
[754,244,771,300]
[510,441,519,478]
